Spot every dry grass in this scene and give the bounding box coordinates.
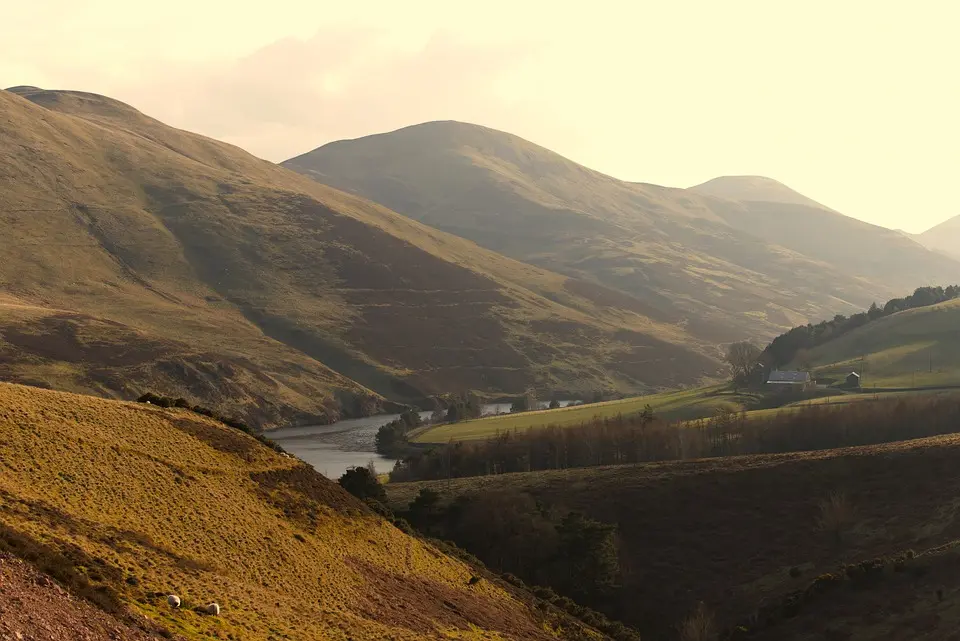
[677,602,716,641]
[0,382,595,640]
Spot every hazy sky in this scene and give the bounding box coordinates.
[3,1,957,232]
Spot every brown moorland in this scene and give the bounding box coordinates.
[0,381,610,641]
[389,433,960,639]
[0,87,721,427]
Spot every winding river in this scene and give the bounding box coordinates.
[268,401,572,479]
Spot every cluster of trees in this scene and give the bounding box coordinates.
[374,409,424,457]
[444,393,484,422]
[391,393,960,482]
[401,488,622,609]
[763,285,960,368]
[510,390,539,413]
[375,394,491,457]
[337,463,387,504]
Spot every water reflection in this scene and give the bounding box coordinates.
[268,401,574,479]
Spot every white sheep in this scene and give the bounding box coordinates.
[167,594,181,608]
[206,602,220,616]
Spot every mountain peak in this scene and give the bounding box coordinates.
[5,85,45,94]
[689,175,832,211]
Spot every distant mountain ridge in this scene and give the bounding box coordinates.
[690,175,834,210]
[284,120,960,343]
[916,214,960,259]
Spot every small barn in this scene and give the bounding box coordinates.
[845,372,861,389]
[766,370,815,393]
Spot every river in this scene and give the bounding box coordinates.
[268,401,574,479]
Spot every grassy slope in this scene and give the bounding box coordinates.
[411,385,759,443]
[0,381,603,641]
[797,298,960,387]
[0,88,721,425]
[283,122,960,343]
[389,436,960,639]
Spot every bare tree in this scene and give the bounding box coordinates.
[725,341,762,384]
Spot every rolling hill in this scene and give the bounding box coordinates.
[794,297,960,388]
[691,177,955,298]
[389,434,960,639]
[0,87,722,427]
[916,213,960,259]
[0,381,610,640]
[690,174,833,210]
[284,122,960,343]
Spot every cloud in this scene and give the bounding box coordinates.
[100,28,552,161]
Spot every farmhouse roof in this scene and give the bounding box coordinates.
[766,370,812,384]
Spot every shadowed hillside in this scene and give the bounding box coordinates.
[0,381,611,640]
[285,122,960,342]
[389,433,960,639]
[0,88,722,426]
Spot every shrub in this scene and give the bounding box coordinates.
[810,572,844,593]
[678,602,716,641]
[817,491,855,544]
[501,573,526,588]
[533,586,558,601]
[392,518,416,535]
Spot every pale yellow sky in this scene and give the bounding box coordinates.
[3,1,957,232]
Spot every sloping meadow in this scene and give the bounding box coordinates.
[0,382,603,640]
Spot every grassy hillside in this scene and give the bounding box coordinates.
[389,434,960,639]
[411,385,758,443]
[0,381,607,640]
[284,121,960,343]
[798,298,960,387]
[0,88,721,426]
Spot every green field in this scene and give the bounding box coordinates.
[411,385,765,443]
[796,298,960,388]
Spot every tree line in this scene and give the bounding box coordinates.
[762,285,960,368]
[401,488,622,609]
[389,393,960,482]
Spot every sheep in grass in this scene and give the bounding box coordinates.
[167,594,181,608]
[206,602,220,616]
